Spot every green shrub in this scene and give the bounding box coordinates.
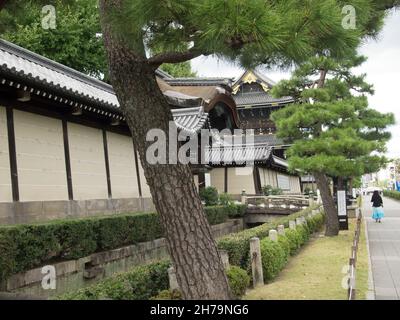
[217,206,321,269]
[150,289,182,300]
[259,238,287,281]
[59,260,170,300]
[262,185,272,196]
[383,190,400,201]
[284,229,302,255]
[226,266,250,298]
[200,187,219,206]
[219,193,233,206]
[204,206,229,225]
[0,205,241,281]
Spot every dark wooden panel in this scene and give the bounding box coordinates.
[6,106,19,201]
[62,120,74,200]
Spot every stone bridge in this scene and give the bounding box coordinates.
[242,195,314,225]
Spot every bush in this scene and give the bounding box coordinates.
[383,190,400,201]
[228,204,247,218]
[259,238,287,281]
[218,206,321,269]
[284,229,302,255]
[226,266,250,298]
[219,193,233,206]
[58,210,325,300]
[0,205,242,281]
[59,260,170,300]
[150,289,182,300]
[262,185,283,196]
[200,187,219,206]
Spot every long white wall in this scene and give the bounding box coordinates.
[68,123,108,200]
[210,167,225,194]
[107,132,140,198]
[14,110,68,201]
[0,106,12,202]
[259,167,301,194]
[227,167,255,194]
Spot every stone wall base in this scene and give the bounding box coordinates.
[0,197,155,225]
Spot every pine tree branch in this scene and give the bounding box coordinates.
[148,48,206,66]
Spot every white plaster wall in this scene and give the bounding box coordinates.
[193,174,199,192]
[228,167,255,195]
[0,106,12,202]
[13,110,68,201]
[259,168,278,188]
[68,122,108,200]
[107,132,140,198]
[289,175,301,193]
[210,168,225,193]
[136,153,151,197]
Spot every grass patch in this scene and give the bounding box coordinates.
[245,219,369,300]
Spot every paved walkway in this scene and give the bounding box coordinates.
[364,195,400,300]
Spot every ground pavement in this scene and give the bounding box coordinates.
[364,195,400,300]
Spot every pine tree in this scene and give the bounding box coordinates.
[2,0,397,299]
[271,54,395,236]
[96,0,396,298]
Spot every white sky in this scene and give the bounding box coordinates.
[191,10,400,159]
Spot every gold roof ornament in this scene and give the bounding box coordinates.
[232,70,272,95]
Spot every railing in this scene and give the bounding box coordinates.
[242,194,312,212]
[348,211,363,300]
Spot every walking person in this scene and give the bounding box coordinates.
[371,190,384,223]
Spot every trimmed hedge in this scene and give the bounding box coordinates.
[59,209,323,300]
[59,260,170,300]
[217,206,323,269]
[0,204,246,281]
[60,261,250,300]
[383,190,400,201]
[226,266,250,298]
[243,210,325,284]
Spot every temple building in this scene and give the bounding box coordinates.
[232,69,294,134]
[0,39,301,224]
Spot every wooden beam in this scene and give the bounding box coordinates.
[133,141,142,197]
[224,167,228,193]
[6,106,19,201]
[62,120,74,200]
[102,129,112,198]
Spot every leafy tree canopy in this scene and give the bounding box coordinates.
[1,1,107,79]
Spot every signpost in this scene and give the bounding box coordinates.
[337,190,349,230]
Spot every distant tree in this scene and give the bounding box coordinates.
[160,62,197,78]
[1,0,107,79]
[271,54,395,236]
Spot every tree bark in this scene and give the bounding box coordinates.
[98,1,232,300]
[314,171,339,236]
[313,68,339,236]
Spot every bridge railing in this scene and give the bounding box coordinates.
[242,194,312,210]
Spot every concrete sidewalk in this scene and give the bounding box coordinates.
[364,195,400,300]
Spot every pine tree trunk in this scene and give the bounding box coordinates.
[313,172,339,236]
[98,1,232,300]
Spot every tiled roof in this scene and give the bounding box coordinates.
[205,144,272,164]
[0,39,211,133]
[0,39,119,109]
[165,77,233,88]
[234,91,294,107]
[171,107,209,135]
